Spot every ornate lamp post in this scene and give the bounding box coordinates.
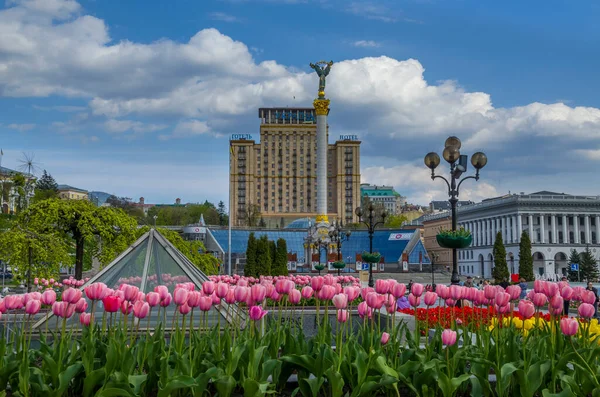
[355,203,387,287]
[424,136,487,285]
[329,222,351,275]
[427,252,439,290]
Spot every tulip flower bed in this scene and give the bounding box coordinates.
[0,276,600,396]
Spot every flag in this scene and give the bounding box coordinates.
[229,144,235,159]
[0,149,3,156]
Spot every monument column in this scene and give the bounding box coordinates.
[563,215,568,244]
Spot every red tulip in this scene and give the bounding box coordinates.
[102,296,121,313]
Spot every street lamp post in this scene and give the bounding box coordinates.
[355,203,387,287]
[424,136,487,285]
[428,252,439,290]
[329,222,351,275]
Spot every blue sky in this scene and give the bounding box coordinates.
[2,0,600,206]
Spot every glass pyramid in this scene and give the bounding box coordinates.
[33,228,245,330]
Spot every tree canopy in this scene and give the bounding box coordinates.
[20,199,138,279]
[567,249,581,282]
[579,246,599,282]
[492,231,509,283]
[518,230,534,281]
[147,202,220,226]
[33,170,59,202]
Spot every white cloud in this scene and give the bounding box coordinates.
[6,123,35,131]
[572,149,600,161]
[104,119,167,134]
[159,120,212,140]
[209,12,240,22]
[352,40,381,48]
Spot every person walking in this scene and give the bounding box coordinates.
[519,277,528,300]
[586,281,599,317]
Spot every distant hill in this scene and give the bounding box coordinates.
[88,191,112,205]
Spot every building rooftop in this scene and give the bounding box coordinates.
[57,184,88,193]
[430,200,474,211]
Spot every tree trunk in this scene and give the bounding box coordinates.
[75,233,84,280]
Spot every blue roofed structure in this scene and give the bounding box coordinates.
[206,227,430,271]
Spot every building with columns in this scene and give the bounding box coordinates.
[422,191,600,280]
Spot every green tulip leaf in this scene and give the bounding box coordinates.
[214,374,236,397]
[324,368,345,397]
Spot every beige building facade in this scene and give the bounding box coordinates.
[229,107,361,228]
[422,214,452,271]
[57,184,88,200]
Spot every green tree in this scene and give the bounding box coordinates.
[579,246,599,282]
[240,203,261,227]
[245,232,257,277]
[217,201,228,226]
[258,217,266,228]
[273,238,289,276]
[269,240,277,270]
[567,249,581,282]
[255,235,272,276]
[21,199,138,279]
[518,230,534,281]
[385,214,408,228]
[0,222,71,287]
[32,170,58,202]
[492,231,509,283]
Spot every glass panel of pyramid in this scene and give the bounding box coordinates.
[33,229,241,330]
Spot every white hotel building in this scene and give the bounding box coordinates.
[423,191,600,280]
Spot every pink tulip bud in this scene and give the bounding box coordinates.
[391,283,407,299]
[449,285,462,300]
[225,289,236,304]
[216,283,229,299]
[62,288,82,304]
[357,301,370,319]
[249,305,268,321]
[310,276,324,291]
[445,298,456,307]
[154,286,169,301]
[532,293,548,308]
[578,303,595,319]
[198,296,212,312]
[375,280,390,294]
[337,309,349,323]
[146,292,161,307]
[289,289,301,305]
[332,293,348,310]
[550,295,564,310]
[518,300,535,319]
[159,293,172,307]
[582,290,596,305]
[560,317,578,336]
[484,285,496,300]
[202,281,215,295]
[505,285,521,301]
[560,286,574,301]
[495,292,510,307]
[544,282,559,298]
[75,298,88,313]
[442,329,457,346]
[179,303,192,315]
[381,332,390,345]
[133,301,150,319]
[25,300,41,315]
[80,313,91,326]
[173,288,189,306]
[187,291,202,308]
[408,293,420,307]
[301,286,314,299]
[424,291,438,306]
[250,284,267,304]
[411,283,424,297]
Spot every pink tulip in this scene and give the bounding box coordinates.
[495,292,510,307]
[506,285,521,301]
[318,285,336,301]
[572,287,585,301]
[154,286,169,301]
[173,288,189,306]
[211,293,221,305]
[437,285,449,300]
[146,292,161,307]
[301,286,314,299]
[120,301,133,315]
[361,287,374,301]
[202,281,216,295]
[311,276,324,291]
[198,296,212,312]
[250,285,267,303]
[544,282,559,298]
[442,329,457,346]
[484,285,496,300]
[532,293,548,308]
[25,300,41,315]
[381,332,390,345]
[474,290,486,306]
[560,317,578,336]
[122,285,140,302]
[134,301,150,319]
[549,306,563,316]
[324,275,335,285]
[375,280,389,294]
[289,289,301,305]
[391,283,407,299]
[518,300,535,319]
[357,301,371,319]
[424,291,438,306]
[332,294,348,309]
[249,306,268,321]
[80,313,91,326]
[225,289,236,304]
[534,280,545,293]
[187,291,202,308]
[75,298,88,313]
[496,304,510,314]
[344,286,360,302]
[234,286,249,303]
[52,301,75,318]
[159,294,172,307]
[85,283,108,301]
[179,303,192,315]
[560,286,574,301]
[337,309,349,323]
[445,298,457,307]
[550,295,564,310]
[62,288,82,304]
[216,283,229,299]
[408,293,420,307]
[449,285,462,300]
[582,290,596,305]
[411,283,424,297]
[41,290,56,306]
[578,303,595,319]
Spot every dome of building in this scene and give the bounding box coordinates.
[285,218,314,229]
